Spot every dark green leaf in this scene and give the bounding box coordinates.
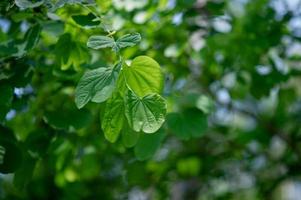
[167,109,208,140]
[72,13,100,27]
[134,129,165,160]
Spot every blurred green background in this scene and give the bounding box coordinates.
[1,0,301,199]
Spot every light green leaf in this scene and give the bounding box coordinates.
[116,33,141,49]
[87,35,115,50]
[75,62,121,109]
[166,109,208,140]
[134,129,165,160]
[15,0,44,9]
[101,92,125,143]
[125,90,167,133]
[123,56,163,97]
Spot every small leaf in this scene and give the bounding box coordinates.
[166,109,208,140]
[87,35,115,50]
[72,13,100,27]
[75,62,121,109]
[116,32,141,49]
[125,90,167,133]
[134,129,165,160]
[87,33,141,52]
[101,92,125,143]
[15,0,44,9]
[123,56,163,97]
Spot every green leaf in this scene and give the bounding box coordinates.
[43,108,93,130]
[0,145,5,164]
[0,139,23,174]
[167,109,208,140]
[115,33,141,49]
[24,23,42,51]
[55,33,90,70]
[75,62,121,109]
[15,0,44,9]
[125,90,167,133]
[0,84,13,121]
[87,33,141,52]
[122,124,139,148]
[101,92,125,143]
[13,153,36,189]
[47,0,95,12]
[123,56,163,97]
[87,35,115,50]
[134,129,165,160]
[72,13,100,27]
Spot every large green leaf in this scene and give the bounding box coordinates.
[125,90,167,133]
[87,33,141,52]
[134,129,165,160]
[101,92,125,143]
[75,62,121,109]
[167,109,208,140]
[123,56,163,97]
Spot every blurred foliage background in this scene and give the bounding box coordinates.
[1,0,301,199]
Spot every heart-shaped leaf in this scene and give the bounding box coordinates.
[125,90,167,133]
[123,56,163,97]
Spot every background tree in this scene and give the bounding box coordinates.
[1,0,301,199]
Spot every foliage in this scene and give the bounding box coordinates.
[1,0,301,199]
